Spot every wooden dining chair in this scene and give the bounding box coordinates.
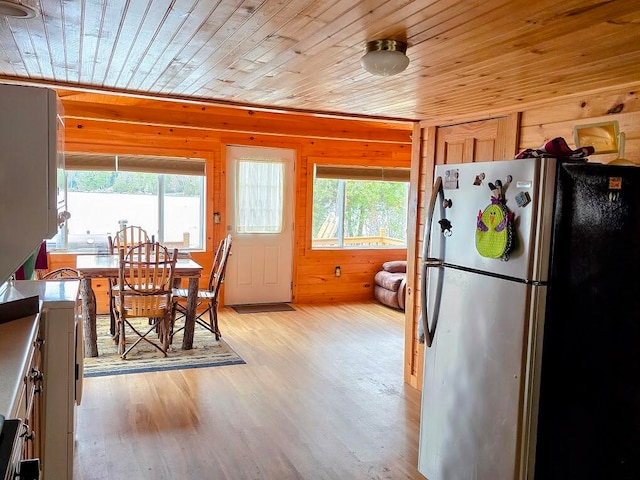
[40,267,96,305]
[106,225,152,336]
[171,234,232,343]
[114,242,178,359]
[40,267,96,333]
[40,267,82,280]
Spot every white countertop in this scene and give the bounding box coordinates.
[1,280,79,309]
[0,279,78,418]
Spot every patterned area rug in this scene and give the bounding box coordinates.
[83,315,245,377]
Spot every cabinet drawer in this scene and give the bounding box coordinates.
[24,335,43,461]
[91,280,111,315]
[8,319,43,462]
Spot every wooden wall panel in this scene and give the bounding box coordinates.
[62,100,412,144]
[294,249,407,303]
[405,114,520,389]
[402,124,435,390]
[519,86,640,165]
[295,151,411,304]
[54,95,413,307]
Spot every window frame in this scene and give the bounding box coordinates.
[51,153,206,253]
[310,162,410,250]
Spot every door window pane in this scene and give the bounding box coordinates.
[236,160,284,233]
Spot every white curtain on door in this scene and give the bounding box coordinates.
[236,159,284,233]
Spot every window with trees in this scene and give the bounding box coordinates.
[312,165,410,249]
[48,153,205,252]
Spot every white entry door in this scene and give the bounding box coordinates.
[224,145,294,305]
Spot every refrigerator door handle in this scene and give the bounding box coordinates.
[421,175,444,347]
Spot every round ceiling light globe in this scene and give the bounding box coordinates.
[360,39,410,76]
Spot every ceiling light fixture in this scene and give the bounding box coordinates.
[360,39,410,76]
[0,0,38,19]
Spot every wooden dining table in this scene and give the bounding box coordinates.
[76,254,203,357]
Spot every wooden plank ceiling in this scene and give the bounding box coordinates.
[0,0,639,123]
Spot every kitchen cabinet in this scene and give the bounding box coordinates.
[1,280,82,480]
[0,84,66,288]
[91,278,110,314]
[0,313,42,477]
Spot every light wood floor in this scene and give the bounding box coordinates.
[73,302,427,480]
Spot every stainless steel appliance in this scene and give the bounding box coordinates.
[417,157,640,479]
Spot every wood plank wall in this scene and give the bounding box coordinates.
[405,116,519,389]
[405,82,640,389]
[519,87,640,161]
[50,93,413,310]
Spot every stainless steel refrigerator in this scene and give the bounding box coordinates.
[417,157,640,480]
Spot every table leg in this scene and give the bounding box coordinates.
[181,277,199,350]
[80,278,98,357]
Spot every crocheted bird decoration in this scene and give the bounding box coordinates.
[475,180,515,260]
